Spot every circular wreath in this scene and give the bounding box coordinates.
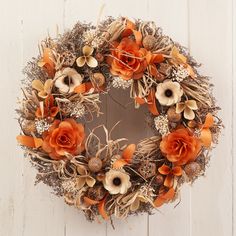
[17,17,222,222]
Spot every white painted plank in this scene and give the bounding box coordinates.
[189,0,233,235]
[20,1,66,236]
[147,1,191,236]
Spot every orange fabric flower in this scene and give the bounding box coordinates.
[158,164,182,188]
[160,128,202,165]
[107,37,147,80]
[42,119,85,160]
[35,95,59,119]
[153,187,175,208]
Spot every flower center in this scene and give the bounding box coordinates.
[113,177,121,186]
[165,89,173,97]
[64,76,73,86]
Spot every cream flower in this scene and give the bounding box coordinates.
[155,80,183,106]
[76,165,96,189]
[54,68,83,93]
[76,45,98,68]
[176,100,198,120]
[103,169,131,195]
[32,79,53,98]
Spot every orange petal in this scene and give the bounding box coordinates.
[172,166,182,176]
[17,135,43,148]
[122,144,136,163]
[200,129,212,147]
[133,30,142,45]
[113,159,128,169]
[83,196,100,205]
[147,89,159,116]
[74,83,87,93]
[203,113,214,129]
[98,197,109,220]
[164,174,174,188]
[154,188,175,207]
[135,97,146,105]
[158,164,171,175]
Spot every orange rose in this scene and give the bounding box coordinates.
[107,37,147,80]
[160,128,202,165]
[42,119,85,160]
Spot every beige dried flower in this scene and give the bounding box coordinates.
[76,45,98,68]
[176,100,198,120]
[155,80,183,106]
[54,68,83,94]
[76,165,96,189]
[103,169,131,195]
[32,79,53,98]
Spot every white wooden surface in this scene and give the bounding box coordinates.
[0,0,235,235]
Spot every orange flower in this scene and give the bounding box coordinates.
[35,95,59,119]
[160,128,202,165]
[38,48,55,78]
[153,187,175,208]
[146,51,164,79]
[107,37,147,80]
[158,164,182,188]
[42,119,85,160]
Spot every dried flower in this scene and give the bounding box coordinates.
[103,169,131,195]
[42,119,85,160]
[35,118,51,135]
[38,48,55,78]
[76,45,98,68]
[76,165,96,189]
[155,80,183,106]
[54,68,83,94]
[68,102,85,118]
[32,79,53,98]
[176,100,198,120]
[172,65,189,82]
[154,115,169,136]
[160,128,202,165]
[158,164,182,188]
[112,77,133,89]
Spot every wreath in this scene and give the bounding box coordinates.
[17,17,222,223]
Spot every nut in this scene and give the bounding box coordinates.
[88,157,103,172]
[184,162,201,178]
[92,73,105,87]
[142,35,157,51]
[167,106,182,122]
[138,161,156,179]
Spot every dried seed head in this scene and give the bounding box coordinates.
[184,162,201,178]
[167,106,182,122]
[138,161,156,179]
[142,35,157,50]
[22,120,36,135]
[88,157,103,172]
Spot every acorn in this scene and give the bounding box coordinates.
[142,35,157,51]
[167,106,182,122]
[156,174,164,185]
[22,120,36,135]
[184,162,201,178]
[92,73,105,87]
[88,157,103,173]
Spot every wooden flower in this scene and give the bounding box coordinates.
[103,169,131,194]
[107,37,147,80]
[155,80,183,106]
[158,164,182,188]
[42,119,85,160]
[76,45,98,68]
[35,95,59,119]
[32,79,53,98]
[76,165,96,189]
[160,128,202,165]
[54,68,83,94]
[176,100,198,120]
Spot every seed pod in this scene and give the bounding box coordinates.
[88,157,103,172]
[184,162,201,178]
[87,186,106,201]
[92,73,105,87]
[167,106,182,122]
[142,35,157,51]
[138,161,156,179]
[22,120,36,135]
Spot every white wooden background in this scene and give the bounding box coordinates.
[0,0,235,235]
